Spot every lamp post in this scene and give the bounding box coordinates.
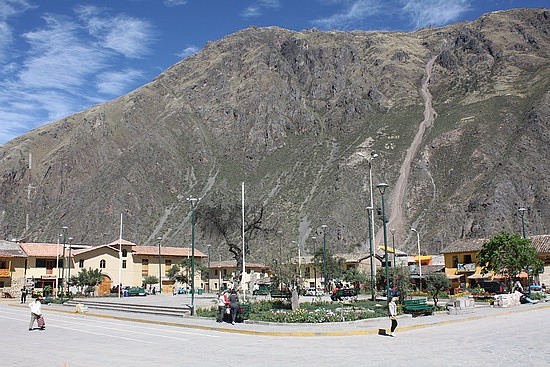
[60,226,68,297]
[157,237,162,294]
[390,229,396,268]
[277,230,283,291]
[377,183,390,302]
[207,244,211,293]
[67,237,73,294]
[367,207,375,300]
[519,207,529,293]
[321,225,328,292]
[357,151,378,279]
[312,236,317,293]
[187,196,200,316]
[411,228,422,292]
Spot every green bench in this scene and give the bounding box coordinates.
[403,298,434,317]
[270,291,292,300]
[330,288,358,301]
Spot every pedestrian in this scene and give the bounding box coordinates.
[228,290,239,325]
[172,286,177,296]
[20,286,27,304]
[216,292,226,323]
[388,296,398,337]
[29,296,45,331]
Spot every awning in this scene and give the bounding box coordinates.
[446,274,464,280]
[413,255,432,262]
[378,246,407,256]
[467,273,491,279]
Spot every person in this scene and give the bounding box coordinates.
[388,296,398,337]
[216,292,227,323]
[172,286,177,296]
[20,286,27,304]
[29,296,44,331]
[228,290,239,325]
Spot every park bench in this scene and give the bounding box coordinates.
[222,303,250,323]
[270,291,292,300]
[330,288,358,301]
[403,298,434,317]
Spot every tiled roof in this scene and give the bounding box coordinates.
[0,240,27,258]
[132,246,206,258]
[19,243,64,257]
[531,235,550,253]
[440,238,488,254]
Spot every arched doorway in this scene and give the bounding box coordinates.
[98,275,112,296]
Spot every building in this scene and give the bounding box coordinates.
[207,260,270,292]
[0,240,27,297]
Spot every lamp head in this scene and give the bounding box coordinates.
[518,207,526,215]
[411,228,417,233]
[377,182,388,195]
[371,151,378,158]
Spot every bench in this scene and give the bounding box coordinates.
[270,291,292,300]
[403,298,434,317]
[330,288,358,301]
[222,303,250,323]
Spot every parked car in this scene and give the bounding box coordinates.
[479,281,507,294]
[305,288,323,296]
[127,287,147,296]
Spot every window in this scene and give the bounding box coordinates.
[122,260,127,269]
[165,260,171,276]
[122,249,128,258]
[79,259,84,268]
[100,259,106,268]
[452,256,458,268]
[464,254,472,264]
[142,259,149,276]
[214,270,218,276]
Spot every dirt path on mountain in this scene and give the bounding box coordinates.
[376,56,438,245]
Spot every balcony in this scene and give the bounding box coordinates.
[0,269,10,278]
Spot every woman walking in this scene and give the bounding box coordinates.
[388,296,398,337]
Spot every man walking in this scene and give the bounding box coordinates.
[29,296,44,331]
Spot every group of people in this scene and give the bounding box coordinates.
[217,290,239,324]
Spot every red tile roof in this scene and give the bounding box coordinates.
[132,246,206,258]
[209,260,267,269]
[19,243,64,257]
[531,235,550,253]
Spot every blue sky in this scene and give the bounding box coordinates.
[0,0,547,145]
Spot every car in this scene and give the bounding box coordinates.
[126,287,147,296]
[305,288,323,296]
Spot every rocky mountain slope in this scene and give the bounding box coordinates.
[0,9,548,262]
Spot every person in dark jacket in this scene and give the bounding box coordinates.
[228,290,239,325]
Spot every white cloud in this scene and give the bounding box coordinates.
[401,0,472,28]
[163,0,187,6]
[176,45,199,59]
[241,0,281,18]
[312,0,382,30]
[96,68,144,95]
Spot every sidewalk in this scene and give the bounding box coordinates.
[10,293,550,337]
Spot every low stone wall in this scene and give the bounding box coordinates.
[494,292,522,308]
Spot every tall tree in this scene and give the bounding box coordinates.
[426,273,450,307]
[197,197,268,289]
[477,231,543,292]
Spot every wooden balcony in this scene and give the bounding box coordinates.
[0,269,11,278]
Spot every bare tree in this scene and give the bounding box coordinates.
[196,197,268,290]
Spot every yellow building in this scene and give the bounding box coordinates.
[0,240,27,297]
[441,238,490,293]
[207,260,270,292]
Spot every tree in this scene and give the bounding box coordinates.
[143,275,159,291]
[167,258,207,287]
[312,248,344,290]
[376,266,412,302]
[69,268,103,296]
[477,231,543,292]
[342,267,367,288]
[196,195,269,290]
[426,273,450,307]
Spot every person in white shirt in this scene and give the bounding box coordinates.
[388,297,398,337]
[29,296,44,331]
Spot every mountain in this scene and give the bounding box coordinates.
[0,8,548,262]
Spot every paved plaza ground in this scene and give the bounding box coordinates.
[1,294,549,367]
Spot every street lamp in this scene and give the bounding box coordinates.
[312,236,317,293]
[207,244,211,293]
[367,206,375,301]
[377,183,390,302]
[61,226,68,297]
[357,151,378,279]
[157,237,163,294]
[411,228,422,292]
[187,196,200,316]
[277,230,283,291]
[321,225,328,292]
[390,229,396,268]
[67,237,73,294]
[518,207,529,293]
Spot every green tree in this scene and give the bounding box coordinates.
[69,268,103,296]
[477,231,543,292]
[376,266,412,302]
[167,258,208,286]
[426,273,450,307]
[143,275,159,290]
[313,248,344,290]
[342,267,367,289]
